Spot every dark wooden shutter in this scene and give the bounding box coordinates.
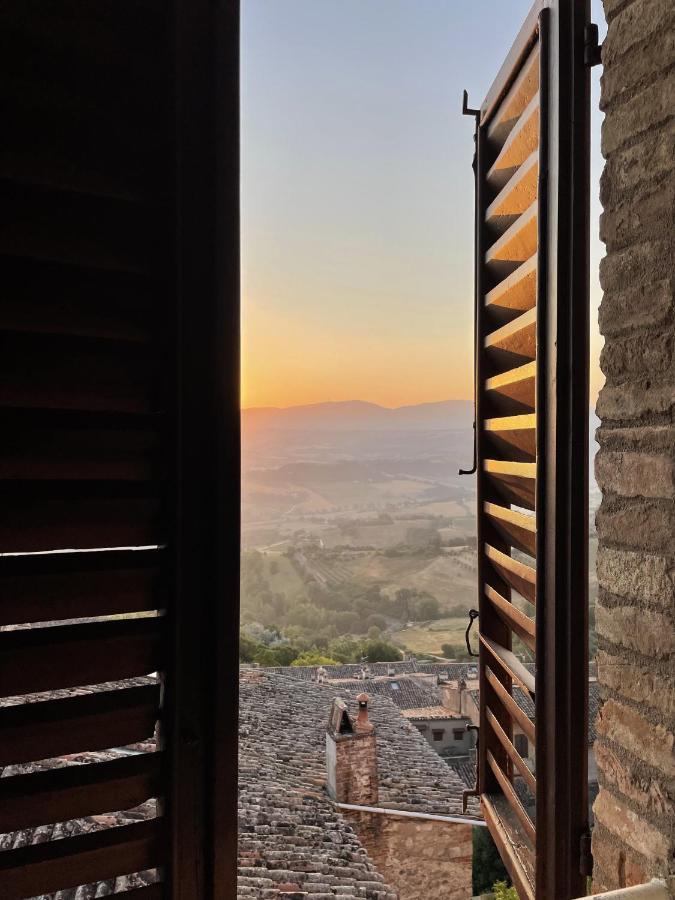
[0,2,239,898]
[472,2,590,898]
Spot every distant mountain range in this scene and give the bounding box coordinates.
[242,399,474,432]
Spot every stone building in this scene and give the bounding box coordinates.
[591,0,675,892]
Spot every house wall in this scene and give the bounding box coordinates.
[412,716,473,754]
[592,0,675,893]
[344,810,473,900]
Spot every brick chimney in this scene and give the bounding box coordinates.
[326,694,378,805]
[439,677,467,715]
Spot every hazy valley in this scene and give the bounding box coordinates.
[241,400,599,664]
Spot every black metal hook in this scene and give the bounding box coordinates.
[459,421,477,475]
[465,609,479,658]
[462,89,480,120]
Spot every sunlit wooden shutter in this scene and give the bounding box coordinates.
[0,2,239,897]
[472,2,590,898]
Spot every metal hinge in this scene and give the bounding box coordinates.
[584,23,602,67]
[580,829,594,877]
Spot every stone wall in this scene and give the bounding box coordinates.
[592,0,675,892]
[345,810,473,900]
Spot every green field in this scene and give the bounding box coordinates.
[393,617,470,656]
[260,552,311,602]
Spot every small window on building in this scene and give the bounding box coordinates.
[514,733,528,757]
[453,728,465,741]
[416,723,428,732]
[432,729,445,742]
[390,682,400,690]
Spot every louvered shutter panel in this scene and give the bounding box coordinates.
[472,2,590,898]
[0,2,239,898]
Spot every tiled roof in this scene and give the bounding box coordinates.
[263,660,420,681]
[325,676,441,711]
[443,755,477,791]
[239,670,480,897]
[469,679,602,744]
[403,706,459,721]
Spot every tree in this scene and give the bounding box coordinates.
[493,881,518,900]
[327,637,360,663]
[291,651,339,667]
[412,594,440,620]
[472,827,510,895]
[361,639,402,663]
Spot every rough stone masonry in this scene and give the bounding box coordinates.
[592,0,675,892]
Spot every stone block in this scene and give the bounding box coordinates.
[603,26,675,108]
[597,649,675,719]
[596,546,675,607]
[595,739,675,817]
[599,181,675,250]
[599,238,671,293]
[601,122,675,203]
[595,699,675,778]
[591,823,649,889]
[602,71,675,155]
[597,497,675,555]
[596,380,675,422]
[593,790,671,861]
[595,449,675,499]
[598,278,673,338]
[596,603,675,656]
[603,0,675,66]
[600,330,673,382]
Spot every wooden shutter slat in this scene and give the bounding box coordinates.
[0,331,159,414]
[485,360,536,414]
[486,42,540,142]
[0,618,163,697]
[485,543,536,604]
[487,93,540,186]
[487,750,536,845]
[485,413,536,460]
[485,585,536,652]
[486,707,537,795]
[0,683,160,767]
[0,182,158,275]
[0,818,164,899]
[0,417,160,481]
[485,307,537,361]
[486,149,539,225]
[483,460,536,509]
[480,634,536,696]
[485,201,538,267]
[485,254,537,314]
[486,668,536,744]
[0,752,163,833]
[484,503,536,557]
[482,795,534,900]
[0,548,163,627]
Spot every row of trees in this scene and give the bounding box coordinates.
[239,624,403,668]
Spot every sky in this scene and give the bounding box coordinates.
[241,0,606,410]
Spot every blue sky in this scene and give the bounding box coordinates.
[241,0,606,408]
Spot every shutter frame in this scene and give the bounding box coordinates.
[473,2,591,897]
